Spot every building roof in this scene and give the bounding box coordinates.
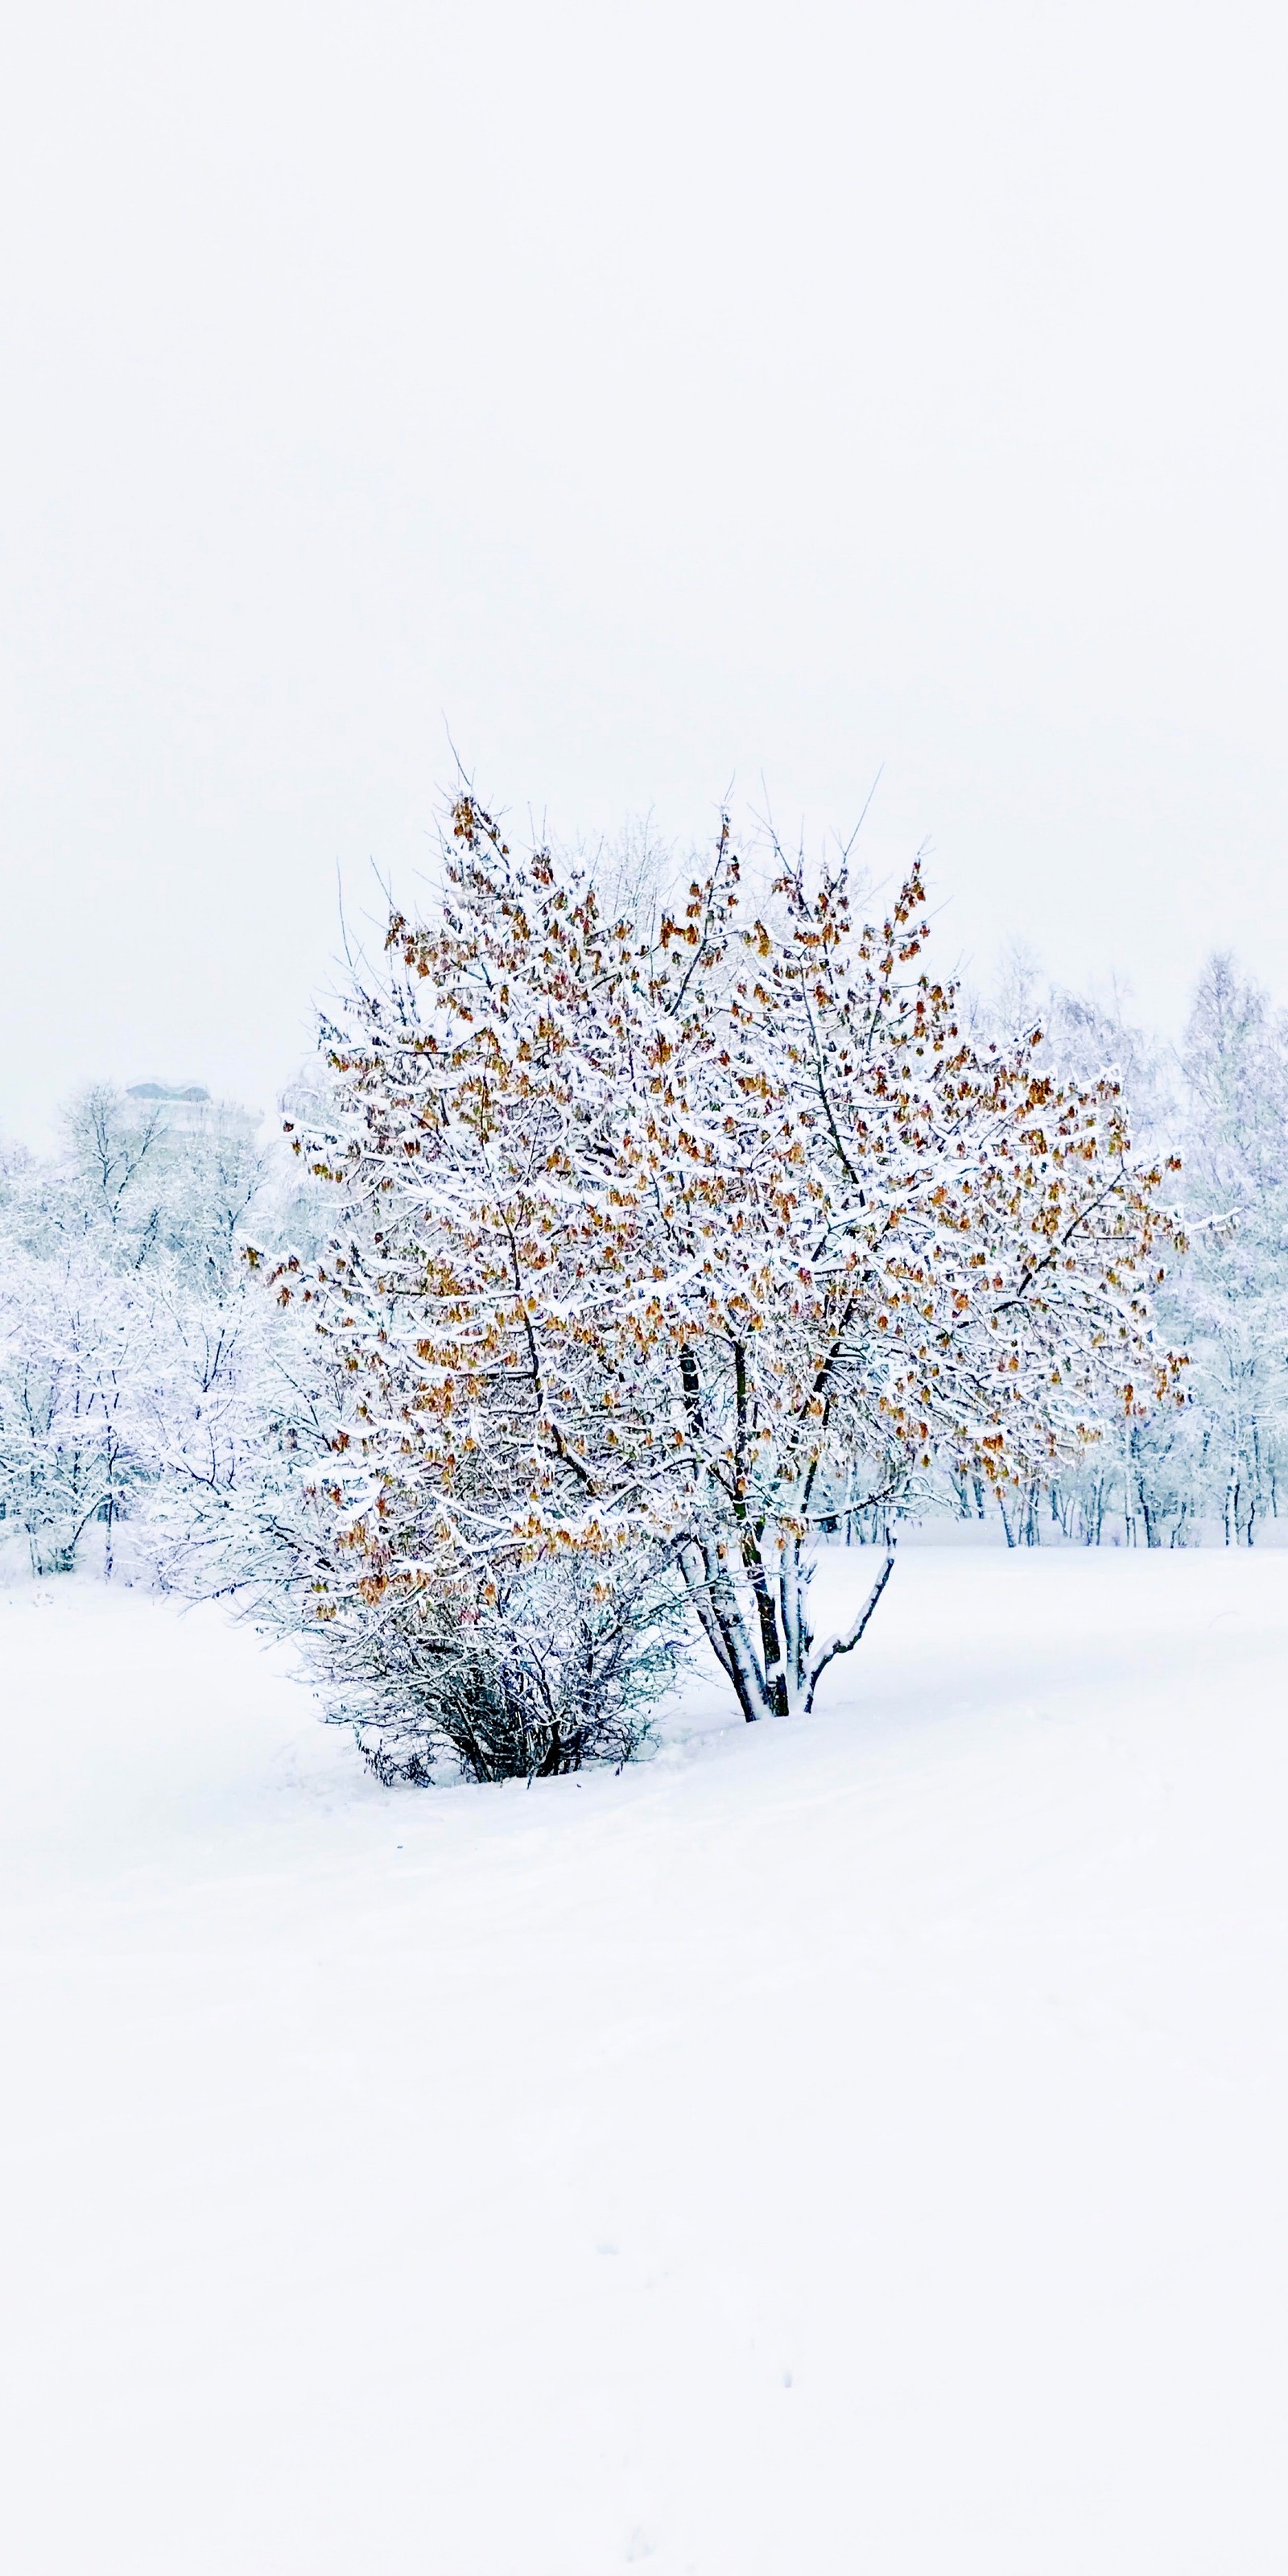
[126,1083,212,1103]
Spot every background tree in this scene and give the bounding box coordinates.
[0,1087,299,1577]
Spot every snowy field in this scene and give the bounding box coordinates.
[2,1550,1288,2576]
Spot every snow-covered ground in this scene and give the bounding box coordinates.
[2,1549,1287,2574]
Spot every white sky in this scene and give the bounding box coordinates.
[2,0,1286,1142]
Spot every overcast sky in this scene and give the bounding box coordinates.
[2,0,1285,1141]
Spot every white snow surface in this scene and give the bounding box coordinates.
[2,1547,1287,2574]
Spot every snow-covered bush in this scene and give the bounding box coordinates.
[328,1552,686,1784]
[143,1253,690,1783]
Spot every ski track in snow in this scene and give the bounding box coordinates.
[2,1547,1286,2574]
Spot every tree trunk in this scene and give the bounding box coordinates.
[683,1536,894,1722]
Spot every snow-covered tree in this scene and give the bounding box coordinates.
[1167,956,1288,1541]
[0,1085,302,1576]
[279,795,1180,1734]
[0,1241,163,1573]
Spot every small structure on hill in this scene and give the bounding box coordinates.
[124,1084,259,1140]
